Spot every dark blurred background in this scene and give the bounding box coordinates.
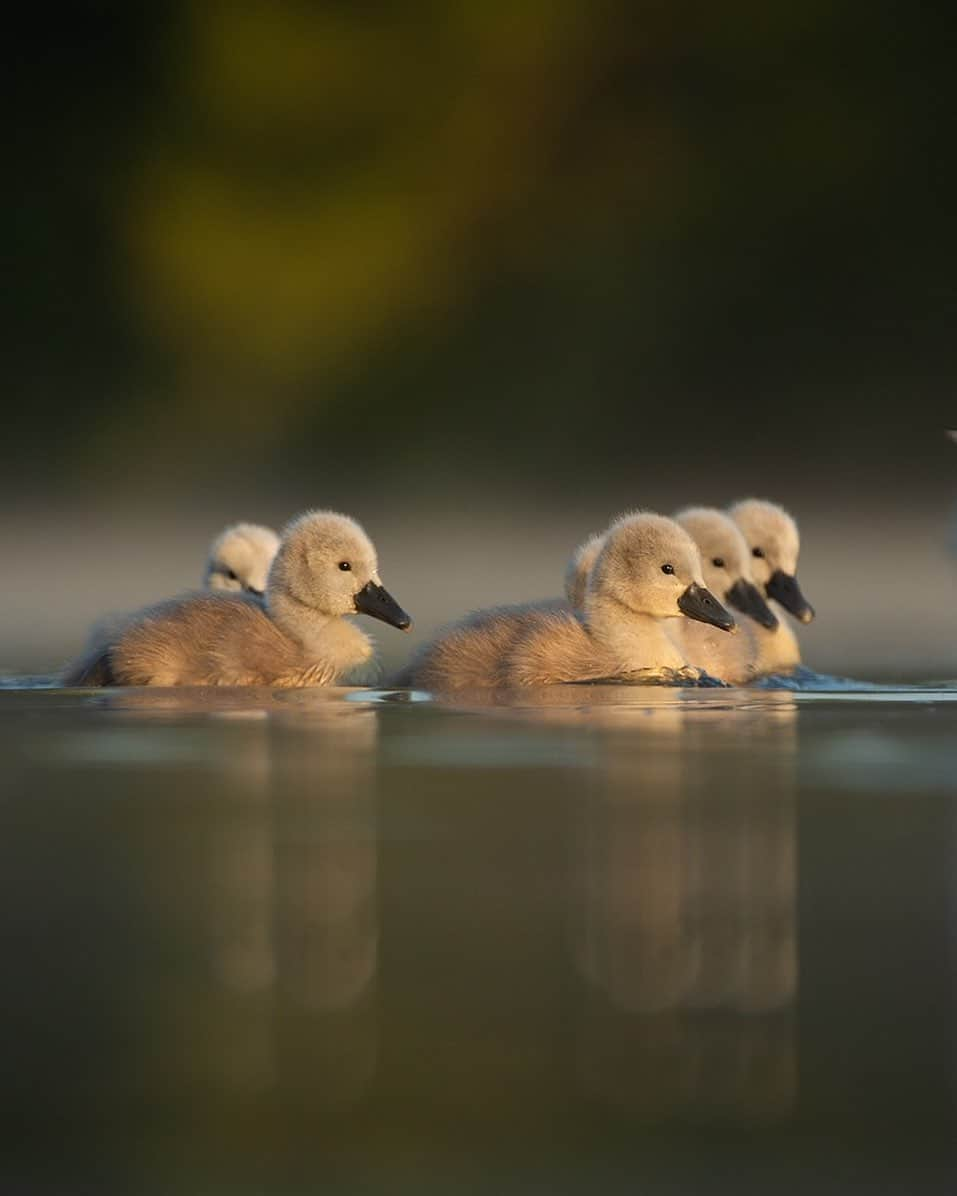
[3,2,956,676]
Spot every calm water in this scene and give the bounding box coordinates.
[2,683,956,1194]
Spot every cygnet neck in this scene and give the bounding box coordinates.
[585,593,686,671]
[267,587,336,650]
[268,586,375,678]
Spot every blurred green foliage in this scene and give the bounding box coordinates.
[5,2,955,488]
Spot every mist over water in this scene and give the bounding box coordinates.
[3,477,956,684]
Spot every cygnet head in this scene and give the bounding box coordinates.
[204,522,280,595]
[267,510,411,629]
[587,512,736,631]
[564,531,605,609]
[728,499,815,623]
[674,507,778,630]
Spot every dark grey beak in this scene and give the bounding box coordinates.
[246,587,264,598]
[678,583,737,633]
[726,578,779,630]
[354,580,412,631]
[766,570,815,623]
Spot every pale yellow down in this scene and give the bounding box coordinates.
[563,531,605,610]
[62,511,410,688]
[567,501,808,681]
[82,520,281,652]
[407,512,726,690]
[728,499,804,674]
[670,507,765,684]
[204,522,280,594]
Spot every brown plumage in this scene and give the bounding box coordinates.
[502,607,662,687]
[61,511,411,688]
[76,520,280,664]
[405,512,735,690]
[400,604,534,689]
[405,603,642,690]
[67,593,343,687]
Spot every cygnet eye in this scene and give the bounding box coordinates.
[752,547,765,559]
[712,557,725,569]
[338,561,351,571]
[661,563,675,575]
[226,569,238,581]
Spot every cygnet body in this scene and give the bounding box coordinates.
[83,520,281,652]
[62,511,411,688]
[407,512,735,690]
[204,522,280,595]
[728,499,814,675]
[671,507,779,684]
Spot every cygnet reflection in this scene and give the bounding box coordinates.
[131,693,380,1110]
[572,693,799,1121]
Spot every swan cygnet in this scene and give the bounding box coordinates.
[408,512,735,690]
[82,521,281,652]
[671,507,779,684]
[564,531,605,610]
[204,522,280,595]
[62,511,411,688]
[728,498,814,674]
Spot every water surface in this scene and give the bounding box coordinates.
[2,683,955,1194]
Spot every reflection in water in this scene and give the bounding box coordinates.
[271,701,378,1109]
[201,713,277,1095]
[571,691,798,1120]
[4,684,957,1191]
[121,689,380,1111]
